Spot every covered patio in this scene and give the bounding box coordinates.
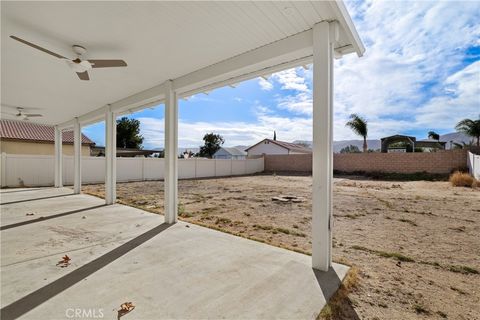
[1,188,348,319]
[1,1,364,318]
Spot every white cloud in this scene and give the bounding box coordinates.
[277,92,312,115]
[138,115,312,149]
[414,60,480,128]
[258,67,314,115]
[269,1,479,140]
[334,1,480,138]
[271,69,309,93]
[258,78,273,91]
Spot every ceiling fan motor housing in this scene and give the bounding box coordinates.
[72,45,87,56]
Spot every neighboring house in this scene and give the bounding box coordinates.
[381,134,446,153]
[91,146,159,158]
[0,119,94,156]
[213,147,247,160]
[246,139,312,156]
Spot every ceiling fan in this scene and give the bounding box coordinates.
[1,106,43,121]
[10,35,127,81]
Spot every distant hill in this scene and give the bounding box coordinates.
[294,132,473,152]
[294,139,380,153]
[153,132,473,155]
[333,140,381,153]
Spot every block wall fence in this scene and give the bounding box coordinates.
[0,150,474,188]
[265,149,469,174]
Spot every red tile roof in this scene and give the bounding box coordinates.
[0,119,94,145]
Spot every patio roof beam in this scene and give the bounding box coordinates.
[56,84,167,130]
[55,29,315,129]
[56,17,360,130]
[177,55,313,100]
[172,29,313,96]
[329,1,365,56]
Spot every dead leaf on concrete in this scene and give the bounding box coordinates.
[118,302,135,318]
[56,255,71,268]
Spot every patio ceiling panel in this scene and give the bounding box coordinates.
[1,1,363,127]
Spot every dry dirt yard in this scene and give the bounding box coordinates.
[83,175,480,320]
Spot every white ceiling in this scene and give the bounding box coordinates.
[1,1,362,125]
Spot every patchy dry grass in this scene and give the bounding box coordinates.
[448,265,479,275]
[449,171,477,188]
[83,175,480,320]
[351,245,415,262]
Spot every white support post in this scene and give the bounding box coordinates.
[54,126,63,187]
[1,152,6,188]
[164,80,178,224]
[73,118,82,194]
[312,21,336,271]
[105,106,117,204]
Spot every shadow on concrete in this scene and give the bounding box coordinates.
[313,267,343,302]
[0,193,75,206]
[313,267,360,320]
[0,222,172,320]
[0,205,107,231]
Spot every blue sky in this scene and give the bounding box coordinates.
[83,0,480,149]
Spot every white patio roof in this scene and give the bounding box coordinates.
[1,1,364,127]
[2,1,364,273]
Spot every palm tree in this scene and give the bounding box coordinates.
[428,131,440,141]
[455,116,480,146]
[345,114,368,152]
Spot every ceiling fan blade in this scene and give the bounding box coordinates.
[24,114,43,117]
[10,35,66,59]
[0,111,16,116]
[76,71,90,81]
[88,59,127,68]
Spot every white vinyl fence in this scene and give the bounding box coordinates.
[468,151,480,180]
[0,153,264,187]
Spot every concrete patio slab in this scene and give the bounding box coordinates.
[1,188,348,320]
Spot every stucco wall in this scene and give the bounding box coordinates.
[247,141,288,156]
[0,140,90,156]
[264,149,468,174]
